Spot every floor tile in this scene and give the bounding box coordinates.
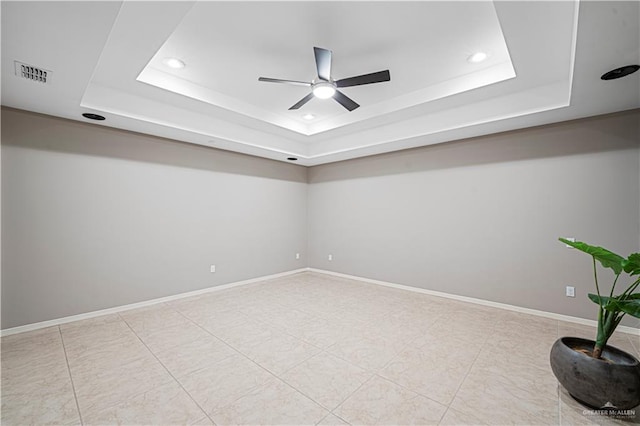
[211,378,328,426]
[65,336,150,375]
[2,328,68,377]
[119,303,191,334]
[178,353,274,416]
[326,333,405,371]
[438,407,489,425]
[134,320,212,353]
[1,326,62,363]
[450,360,559,425]
[5,271,638,426]
[1,358,80,426]
[558,386,639,425]
[287,317,354,349]
[60,315,139,359]
[334,375,447,425]
[191,309,252,335]
[414,313,495,347]
[261,307,318,334]
[211,319,281,353]
[82,381,206,425]
[72,352,174,418]
[154,334,237,378]
[317,413,351,425]
[244,331,322,375]
[380,337,479,405]
[372,312,438,345]
[192,416,215,425]
[281,351,373,411]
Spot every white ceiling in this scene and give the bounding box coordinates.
[2,1,639,166]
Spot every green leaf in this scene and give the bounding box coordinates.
[559,238,625,274]
[591,293,640,318]
[617,300,640,318]
[588,293,619,310]
[623,253,640,276]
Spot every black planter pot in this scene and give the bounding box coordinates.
[550,337,640,410]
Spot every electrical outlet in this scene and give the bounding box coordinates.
[328,254,333,261]
[210,265,216,273]
[295,253,300,260]
[566,286,575,297]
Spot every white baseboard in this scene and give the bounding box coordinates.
[307,268,640,337]
[4,267,639,338]
[0,268,307,337]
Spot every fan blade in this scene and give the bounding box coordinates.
[258,77,312,87]
[335,70,390,88]
[333,90,359,111]
[288,93,315,110]
[314,47,332,81]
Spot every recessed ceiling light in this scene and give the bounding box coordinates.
[302,113,315,120]
[82,113,105,121]
[601,65,639,80]
[312,82,336,99]
[162,57,185,69]
[467,52,488,63]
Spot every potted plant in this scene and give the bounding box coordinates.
[550,238,640,410]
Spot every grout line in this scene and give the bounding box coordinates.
[316,411,352,426]
[170,308,295,412]
[446,336,488,406]
[5,271,575,425]
[328,373,377,418]
[439,406,453,425]
[57,326,85,426]
[118,313,216,425]
[171,293,341,419]
[167,275,370,422]
[371,371,452,413]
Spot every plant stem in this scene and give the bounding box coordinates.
[593,346,602,359]
[593,256,605,359]
[620,279,640,299]
[593,257,602,299]
[609,274,620,298]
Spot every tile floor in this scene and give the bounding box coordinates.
[2,271,639,425]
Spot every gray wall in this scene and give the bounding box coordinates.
[3,107,639,330]
[1,108,308,329]
[308,110,640,325]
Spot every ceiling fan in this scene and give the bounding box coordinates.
[258,47,391,112]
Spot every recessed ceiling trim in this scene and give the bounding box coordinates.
[133,1,515,137]
[307,60,517,135]
[306,80,571,159]
[4,0,635,166]
[566,0,580,102]
[137,66,311,135]
[80,82,309,159]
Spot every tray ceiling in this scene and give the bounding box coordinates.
[2,1,639,166]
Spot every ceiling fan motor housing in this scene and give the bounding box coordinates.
[258,46,391,111]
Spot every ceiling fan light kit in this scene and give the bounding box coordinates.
[312,82,336,99]
[258,46,391,112]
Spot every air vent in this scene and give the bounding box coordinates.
[14,61,51,84]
